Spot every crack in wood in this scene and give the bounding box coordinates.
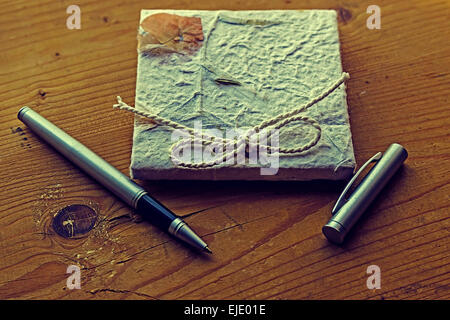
[179,204,223,219]
[87,288,158,299]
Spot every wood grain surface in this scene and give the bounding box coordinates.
[0,0,449,300]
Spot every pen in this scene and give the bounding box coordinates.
[18,106,211,254]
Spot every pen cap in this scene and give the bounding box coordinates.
[323,143,408,244]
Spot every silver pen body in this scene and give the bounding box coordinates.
[18,106,146,208]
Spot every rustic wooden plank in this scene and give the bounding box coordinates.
[0,0,449,299]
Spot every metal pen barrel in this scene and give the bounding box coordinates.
[323,143,408,243]
[18,107,146,208]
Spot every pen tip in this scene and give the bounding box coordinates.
[204,246,212,254]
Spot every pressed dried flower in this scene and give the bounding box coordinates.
[138,13,203,55]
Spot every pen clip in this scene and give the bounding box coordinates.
[331,152,383,215]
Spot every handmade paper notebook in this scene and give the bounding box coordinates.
[125,9,356,180]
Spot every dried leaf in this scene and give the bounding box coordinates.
[138,13,203,55]
[214,78,241,86]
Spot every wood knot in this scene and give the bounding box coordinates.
[52,204,97,239]
[337,7,352,24]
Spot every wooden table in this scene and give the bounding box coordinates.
[0,0,448,300]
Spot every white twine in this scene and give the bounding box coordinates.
[113,72,350,168]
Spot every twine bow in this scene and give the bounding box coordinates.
[113,72,350,168]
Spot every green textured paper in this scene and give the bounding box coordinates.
[130,10,355,180]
